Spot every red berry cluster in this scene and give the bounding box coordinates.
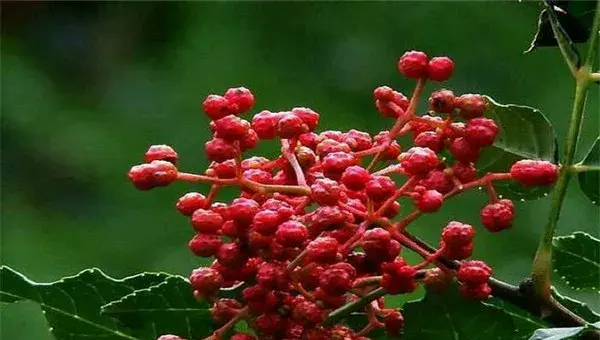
[129,51,559,340]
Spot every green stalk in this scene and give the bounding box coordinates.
[325,288,386,325]
[530,3,599,300]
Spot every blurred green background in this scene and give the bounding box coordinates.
[1,1,598,339]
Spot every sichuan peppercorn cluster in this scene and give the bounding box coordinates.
[128,51,558,340]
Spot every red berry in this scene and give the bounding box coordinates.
[191,209,223,234]
[415,189,443,213]
[373,131,402,160]
[224,87,255,114]
[252,110,280,140]
[465,117,498,147]
[299,132,323,150]
[373,86,395,101]
[214,115,251,141]
[230,334,256,340]
[384,310,404,336]
[307,237,340,263]
[318,268,353,295]
[229,198,260,224]
[427,56,454,82]
[480,199,514,232]
[239,129,258,151]
[189,233,222,257]
[423,267,451,292]
[428,89,456,113]
[216,242,247,268]
[441,221,475,247]
[314,288,347,309]
[316,139,351,157]
[320,130,345,141]
[452,162,477,183]
[277,112,309,138]
[145,145,178,164]
[275,220,308,247]
[341,166,371,191]
[243,168,272,185]
[362,228,399,262]
[398,50,429,79]
[262,199,294,220]
[321,151,358,180]
[189,267,223,296]
[381,260,417,294]
[256,262,288,289]
[400,147,440,176]
[376,91,409,118]
[311,178,342,205]
[128,161,178,190]
[460,283,492,301]
[203,94,232,120]
[252,209,281,235]
[211,298,242,324]
[419,169,454,194]
[444,242,473,260]
[292,107,320,131]
[292,300,324,325]
[449,137,481,163]
[343,129,373,152]
[365,175,396,202]
[210,160,237,179]
[414,131,444,153]
[254,313,283,335]
[456,94,487,119]
[510,160,558,186]
[205,138,238,162]
[458,260,492,285]
[176,192,207,216]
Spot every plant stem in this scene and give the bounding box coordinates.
[325,288,387,325]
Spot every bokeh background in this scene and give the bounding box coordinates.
[1,1,599,339]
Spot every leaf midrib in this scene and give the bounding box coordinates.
[0,290,141,340]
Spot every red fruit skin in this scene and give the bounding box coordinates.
[275,221,308,247]
[373,86,395,101]
[239,129,259,152]
[299,132,323,150]
[376,91,409,118]
[414,131,444,153]
[210,160,237,179]
[243,168,272,185]
[384,310,404,336]
[460,283,492,301]
[415,189,443,212]
[214,115,251,141]
[452,162,477,183]
[211,298,242,324]
[316,139,351,158]
[465,117,499,147]
[311,178,342,205]
[252,110,280,140]
[373,131,402,160]
[456,94,487,119]
[203,94,232,120]
[423,267,451,292]
[277,112,309,138]
[224,87,255,114]
[176,192,207,216]
[292,107,320,131]
[252,209,281,235]
[254,313,284,335]
[481,199,515,232]
[510,160,558,186]
[400,147,440,176]
[216,242,248,268]
[128,161,178,190]
[229,198,260,224]
[398,50,429,79]
[365,175,396,202]
[189,267,223,296]
[318,268,353,295]
[314,287,347,309]
[408,115,442,137]
[191,209,223,234]
[441,221,475,247]
[444,242,473,260]
[306,237,340,263]
[428,89,456,113]
[344,129,373,152]
[419,169,454,194]
[381,260,417,294]
[230,334,256,340]
[205,138,238,162]
[427,56,454,81]
[449,137,481,163]
[189,233,222,257]
[292,301,324,325]
[256,262,288,289]
[458,260,492,285]
[145,144,178,164]
[321,151,358,180]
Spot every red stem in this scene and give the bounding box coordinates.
[282,139,308,187]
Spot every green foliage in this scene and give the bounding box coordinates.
[478,96,558,200]
[528,322,600,340]
[102,276,213,340]
[402,286,540,340]
[552,232,600,291]
[577,137,600,205]
[552,288,600,324]
[0,266,170,340]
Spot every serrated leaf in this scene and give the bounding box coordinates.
[577,137,600,205]
[0,266,169,340]
[402,286,540,340]
[552,232,600,291]
[528,321,600,340]
[525,0,595,54]
[487,298,549,333]
[101,276,214,340]
[552,288,600,323]
[478,96,558,200]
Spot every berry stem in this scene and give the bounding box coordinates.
[281,139,308,187]
[531,4,599,302]
[373,177,418,218]
[353,276,383,288]
[205,306,248,340]
[324,287,387,325]
[177,172,239,185]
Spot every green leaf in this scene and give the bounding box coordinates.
[577,137,600,205]
[478,96,558,200]
[487,298,549,333]
[552,288,600,323]
[528,321,600,340]
[101,276,214,340]
[552,232,600,291]
[525,0,595,55]
[402,286,540,340]
[0,266,169,340]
